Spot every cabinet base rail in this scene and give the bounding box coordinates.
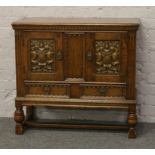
[25,119,129,130]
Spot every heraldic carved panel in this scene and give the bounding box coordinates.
[30,39,55,72]
[95,41,120,74]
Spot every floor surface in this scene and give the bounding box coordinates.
[0,118,155,149]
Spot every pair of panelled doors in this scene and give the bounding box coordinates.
[23,31,128,99]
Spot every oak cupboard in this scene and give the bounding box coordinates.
[12,18,139,138]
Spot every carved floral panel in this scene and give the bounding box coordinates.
[95,41,120,74]
[30,39,55,72]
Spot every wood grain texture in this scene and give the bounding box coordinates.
[12,17,140,26]
[12,18,139,138]
[25,120,129,130]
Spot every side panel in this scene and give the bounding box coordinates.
[15,30,25,96]
[126,31,136,99]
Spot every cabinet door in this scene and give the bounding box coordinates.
[23,32,64,81]
[85,32,128,82]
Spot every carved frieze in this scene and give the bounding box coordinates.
[80,84,126,97]
[95,41,120,74]
[30,39,55,72]
[25,82,70,97]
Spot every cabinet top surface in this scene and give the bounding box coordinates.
[12,17,140,26]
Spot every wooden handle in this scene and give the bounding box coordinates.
[56,51,63,60]
[98,87,108,95]
[87,51,93,61]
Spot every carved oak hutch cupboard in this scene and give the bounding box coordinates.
[12,18,139,138]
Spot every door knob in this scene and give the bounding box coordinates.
[56,51,63,60]
[98,86,108,96]
[87,51,93,61]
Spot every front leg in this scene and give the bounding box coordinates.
[14,101,25,134]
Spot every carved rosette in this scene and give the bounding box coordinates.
[30,39,55,72]
[95,41,120,74]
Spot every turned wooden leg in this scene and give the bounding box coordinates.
[128,105,137,139]
[14,101,25,135]
[26,106,34,120]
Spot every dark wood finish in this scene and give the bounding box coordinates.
[12,18,139,138]
[14,101,25,134]
[25,119,129,130]
[15,96,135,109]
